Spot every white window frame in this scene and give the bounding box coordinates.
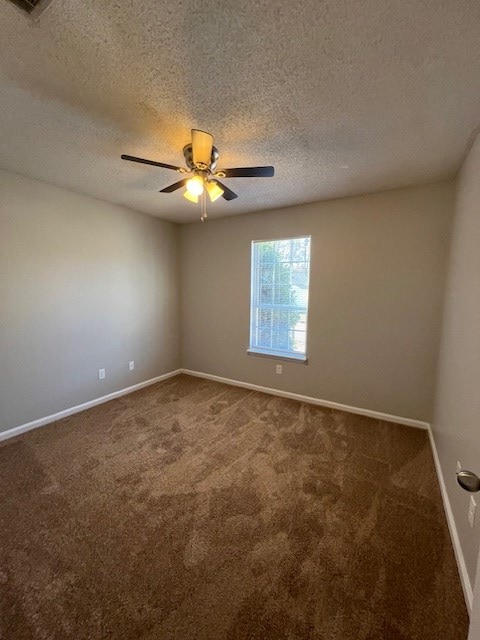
[247,236,311,363]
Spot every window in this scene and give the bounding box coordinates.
[249,236,311,361]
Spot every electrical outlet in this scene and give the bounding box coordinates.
[457,461,462,473]
[276,364,283,374]
[98,368,106,380]
[129,360,135,371]
[468,495,476,528]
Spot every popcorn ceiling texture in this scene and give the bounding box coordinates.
[0,0,479,222]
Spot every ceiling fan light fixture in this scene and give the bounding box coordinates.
[183,190,199,204]
[185,175,204,197]
[121,128,274,217]
[206,180,224,202]
[191,129,214,168]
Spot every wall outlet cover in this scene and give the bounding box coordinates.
[129,361,135,371]
[98,368,106,380]
[276,364,283,374]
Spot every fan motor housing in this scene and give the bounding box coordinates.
[183,144,219,172]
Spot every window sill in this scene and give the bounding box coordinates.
[246,349,308,364]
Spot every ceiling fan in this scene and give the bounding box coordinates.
[121,129,274,221]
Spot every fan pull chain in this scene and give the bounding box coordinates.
[200,188,208,222]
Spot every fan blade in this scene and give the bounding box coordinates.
[191,129,214,167]
[121,154,183,172]
[218,166,275,178]
[159,179,188,193]
[213,179,238,201]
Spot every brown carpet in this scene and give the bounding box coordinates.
[0,374,468,639]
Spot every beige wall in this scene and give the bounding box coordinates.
[180,183,454,422]
[432,134,480,586]
[0,172,457,433]
[0,170,180,432]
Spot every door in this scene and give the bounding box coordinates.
[469,550,480,640]
[457,471,480,639]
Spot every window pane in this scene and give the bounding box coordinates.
[276,240,291,262]
[292,238,308,261]
[272,309,289,328]
[274,286,290,305]
[272,329,289,351]
[259,285,273,305]
[258,327,271,348]
[260,264,274,284]
[259,308,272,326]
[257,242,275,265]
[291,262,309,287]
[292,285,308,309]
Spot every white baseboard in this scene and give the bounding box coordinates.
[427,426,473,613]
[180,369,430,430]
[0,369,182,443]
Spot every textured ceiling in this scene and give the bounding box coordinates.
[1,0,480,223]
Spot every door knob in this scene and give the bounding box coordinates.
[457,470,480,493]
